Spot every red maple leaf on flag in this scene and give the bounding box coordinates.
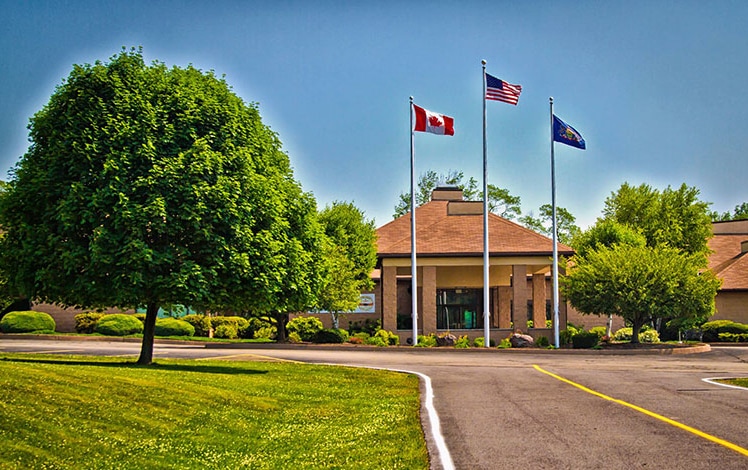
[428,115,443,128]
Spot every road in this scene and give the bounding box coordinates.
[2,338,748,469]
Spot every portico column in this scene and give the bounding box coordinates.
[382,266,398,332]
[532,273,546,329]
[422,266,437,336]
[512,265,528,331]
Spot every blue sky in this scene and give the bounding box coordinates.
[2,1,746,229]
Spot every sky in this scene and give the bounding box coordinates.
[2,0,747,230]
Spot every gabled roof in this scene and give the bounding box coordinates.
[376,200,573,258]
[708,234,748,291]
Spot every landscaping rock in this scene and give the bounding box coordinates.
[510,333,535,348]
[436,333,457,347]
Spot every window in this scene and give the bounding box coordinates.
[436,289,489,329]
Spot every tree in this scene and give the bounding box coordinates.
[602,183,713,257]
[0,48,324,363]
[713,202,748,221]
[562,244,721,343]
[518,204,581,246]
[570,219,646,257]
[317,201,377,328]
[393,169,521,220]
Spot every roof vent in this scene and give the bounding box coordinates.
[742,240,748,254]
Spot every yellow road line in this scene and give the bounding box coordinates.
[533,364,748,458]
[197,353,303,363]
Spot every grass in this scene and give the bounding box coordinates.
[0,354,428,469]
[717,378,748,388]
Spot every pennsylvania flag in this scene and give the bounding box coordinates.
[552,115,586,149]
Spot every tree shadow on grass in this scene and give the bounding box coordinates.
[0,356,269,376]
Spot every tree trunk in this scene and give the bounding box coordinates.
[631,320,642,344]
[273,312,289,343]
[137,302,159,365]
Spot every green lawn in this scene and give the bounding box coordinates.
[717,378,748,388]
[0,354,428,469]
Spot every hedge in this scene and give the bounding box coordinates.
[0,311,56,333]
[74,312,104,334]
[94,314,144,336]
[154,318,195,337]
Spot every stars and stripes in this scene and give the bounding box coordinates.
[485,73,522,105]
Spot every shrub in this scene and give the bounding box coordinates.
[214,323,238,339]
[312,328,348,344]
[473,337,496,348]
[133,313,146,323]
[497,338,512,349]
[182,314,212,337]
[454,335,471,348]
[535,335,550,348]
[94,314,143,336]
[560,323,583,345]
[414,334,436,347]
[702,320,748,342]
[74,312,104,334]
[154,318,195,337]
[287,331,303,343]
[589,326,608,338]
[349,318,380,335]
[287,316,324,342]
[0,311,56,333]
[572,331,599,349]
[374,329,399,346]
[365,336,388,347]
[245,316,276,339]
[718,332,748,342]
[613,327,661,343]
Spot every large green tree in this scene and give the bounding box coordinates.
[562,244,720,343]
[518,204,581,246]
[602,182,713,257]
[393,170,522,220]
[0,49,324,363]
[317,201,377,328]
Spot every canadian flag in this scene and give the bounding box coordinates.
[413,104,454,136]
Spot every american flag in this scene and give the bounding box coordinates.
[485,73,522,105]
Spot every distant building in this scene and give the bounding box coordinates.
[708,219,748,324]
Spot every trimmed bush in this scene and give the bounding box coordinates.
[287,331,303,343]
[702,320,748,342]
[95,314,143,336]
[535,336,550,348]
[0,311,56,333]
[154,318,195,337]
[473,337,496,347]
[74,312,104,334]
[589,326,608,338]
[374,329,399,346]
[312,328,348,344]
[454,335,471,349]
[287,316,324,342]
[718,332,748,342]
[572,331,599,349]
[638,329,660,343]
[560,323,583,345]
[214,323,238,339]
[414,334,436,347]
[365,336,388,347]
[613,327,661,343]
[133,313,146,323]
[182,314,212,337]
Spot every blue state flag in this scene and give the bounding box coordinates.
[553,115,586,150]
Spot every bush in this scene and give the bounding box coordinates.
[287,316,324,342]
[214,323,238,339]
[702,320,748,342]
[560,323,583,345]
[74,312,104,334]
[133,313,146,323]
[349,318,380,335]
[154,318,195,337]
[535,336,550,348]
[572,331,599,349]
[95,314,143,336]
[287,331,303,343]
[312,328,348,344]
[454,335,470,348]
[473,337,496,348]
[589,326,608,338]
[245,316,276,339]
[374,329,399,346]
[182,314,212,337]
[497,338,512,349]
[365,336,388,347]
[0,311,56,333]
[613,327,661,343]
[414,334,436,347]
[718,332,748,342]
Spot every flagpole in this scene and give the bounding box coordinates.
[550,97,560,348]
[482,60,490,347]
[410,96,419,346]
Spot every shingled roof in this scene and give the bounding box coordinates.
[377,199,574,258]
[708,233,748,291]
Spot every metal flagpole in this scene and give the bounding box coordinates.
[410,97,419,346]
[482,60,490,347]
[550,97,560,348]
